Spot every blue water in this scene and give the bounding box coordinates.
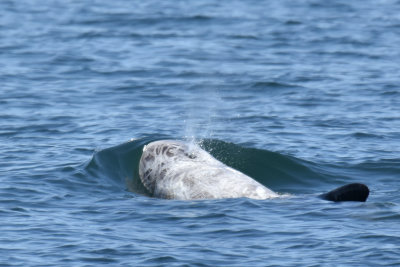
[1,0,400,266]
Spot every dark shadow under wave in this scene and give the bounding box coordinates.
[85,136,367,197]
[199,139,329,193]
[85,136,164,196]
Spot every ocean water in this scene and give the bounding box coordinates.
[1,0,400,266]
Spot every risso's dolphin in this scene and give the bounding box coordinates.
[139,140,369,202]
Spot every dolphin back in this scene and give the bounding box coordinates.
[138,140,278,200]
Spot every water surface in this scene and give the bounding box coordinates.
[1,0,400,266]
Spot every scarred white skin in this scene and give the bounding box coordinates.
[139,140,279,200]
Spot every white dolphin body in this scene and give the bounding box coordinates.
[139,140,279,200]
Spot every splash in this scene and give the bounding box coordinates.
[183,88,221,144]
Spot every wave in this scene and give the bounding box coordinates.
[85,135,400,198]
[85,136,162,195]
[86,136,365,198]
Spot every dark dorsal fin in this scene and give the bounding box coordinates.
[320,183,369,202]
